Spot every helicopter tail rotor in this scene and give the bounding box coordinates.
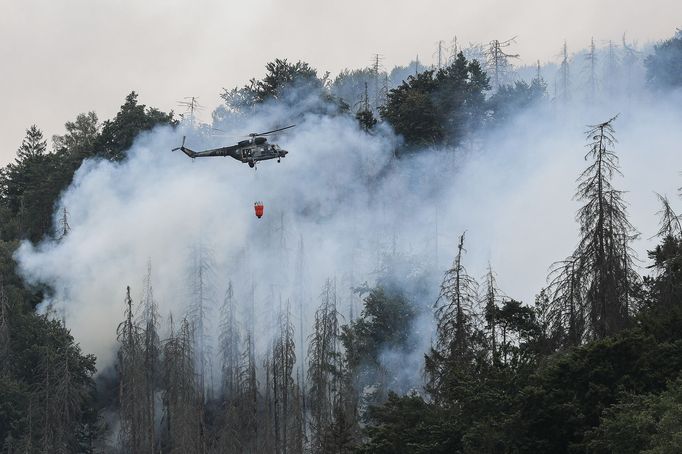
[172,136,186,152]
[172,136,198,158]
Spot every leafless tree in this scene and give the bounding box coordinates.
[218,281,241,399]
[161,315,204,453]
[186,242,216,397]
[139,263,161,452]
[482,264,503,365]
[486,37,519,90]
[548,116,638,341]
[307,279,341,453]
[653,193,682,239]
[0,279,9,376]
[116,286,147,452]
[270,301,297,454]
[426,232,479,399]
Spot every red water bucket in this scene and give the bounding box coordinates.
[254,202,264,219]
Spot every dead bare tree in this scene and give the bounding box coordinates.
[486,37,519,90]
[307,279,341,453]
[586,37,598,99]
[0,279,9,376]
[116,286,146,452]
[218,281,241,399]
[139,263,161,452]
[482,264,503,365]
[654,193,682,239]
[186,242,216,398]
[547,257,587,347]
[426,232,479,400]
[547,116,639,341]
[161,315,204,454]
[237,332,258,452]
[559,41,571,102]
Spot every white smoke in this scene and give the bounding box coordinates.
[14,58,682,395]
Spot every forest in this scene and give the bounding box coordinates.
[1,28,682,453]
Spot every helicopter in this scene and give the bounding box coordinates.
[172,125,294,168]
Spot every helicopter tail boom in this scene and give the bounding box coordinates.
[172,136,198,158]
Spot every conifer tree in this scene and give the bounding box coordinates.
[186,242,215,396]
[139,263,160,452]
[654,193,682,239]
[308,279,341,452]
[272,301,297,454]
[237,332,258,452]
[482,265,502,365]
[547,257,586,347]
[0,279,8,376]
[548,116,638,341]
[116,286,146,452]
[425,232,479,400]
[219,281,241,399]
[16,125,47,161]
[162,316,203,453]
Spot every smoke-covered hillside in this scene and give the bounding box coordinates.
[2,28,682,453]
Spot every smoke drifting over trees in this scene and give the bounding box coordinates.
[1,28,682,452]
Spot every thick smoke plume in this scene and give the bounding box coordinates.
[15,51,682,395]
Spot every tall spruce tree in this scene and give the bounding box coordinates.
[308,279,341,452]
[425,232,479,401]
[16,125,47,161]
[548,116,638,341]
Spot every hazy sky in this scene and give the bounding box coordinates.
[1,0,680,164]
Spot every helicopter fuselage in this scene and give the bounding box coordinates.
[174,136,288,167]
[235,138,288,167]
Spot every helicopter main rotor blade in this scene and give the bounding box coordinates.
[250,124,296,137]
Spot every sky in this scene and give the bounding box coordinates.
[0,0,680,164]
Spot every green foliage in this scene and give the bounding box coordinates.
[488,79,546,124]
[0,127,74,241]
[16,125,47,160]
[95,91,175,161]
[587,378,682,453]
[0,282,97,450]
[514,330,682,452]
[52,111,100,163]
[355,108,377,131]
[645,29,682,89]
[332,67,381,110]
[360,392,463,454]
[380,52,490,149]
[488,299,543,370]
[341,287,415,379]
[642,236,682,335]
[221,58,335,114]
[0,91,173,450]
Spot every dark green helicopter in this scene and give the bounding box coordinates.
[172,125,294,168]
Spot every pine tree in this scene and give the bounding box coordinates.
[308,279,341,452]
[486,37,519,90]
[16,125,47,161]
[161,315,203,453]
[186,242,215,396]
[482,265,502,365]
[116,286,146,452]
[426,232,479,400]
[272,301,297,454]
[237,332,258,452]
[548,116,638,341]
[218,281,241,399]
[547,257,586,347]
[654,193,682,239]
[139,263,160,452]
[0,279,8,376]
